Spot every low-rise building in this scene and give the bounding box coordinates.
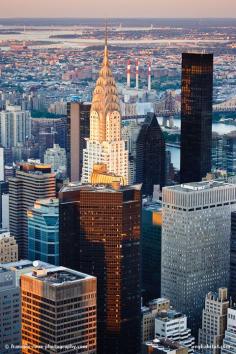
[142,298,170,342]
[142,338,188,354]
[155,310,195,353]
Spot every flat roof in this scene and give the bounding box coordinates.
[60,182,142,194]
[27,266,95,286]
[166,180,233,193]
[143,201,162,212]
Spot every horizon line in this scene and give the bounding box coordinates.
[0,16,235,20]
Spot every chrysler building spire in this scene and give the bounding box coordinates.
[81,25,129,185]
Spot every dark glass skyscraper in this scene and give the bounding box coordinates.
[66,102,90,181]
[180,53,213,183]
[59,183,141,354]
[136,113,166,195]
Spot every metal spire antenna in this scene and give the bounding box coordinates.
[105,19,108,47]
[103,19,109,65]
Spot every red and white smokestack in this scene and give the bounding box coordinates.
[135,59,139,90]
[127,59,131,88]
[148,61,151,91]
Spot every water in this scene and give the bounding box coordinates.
[164,118,236,170]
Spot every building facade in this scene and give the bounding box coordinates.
[28,198,59,266]
[155,310,195,353]
[198,288,229,354]
[67,101,90,181]
[161,180,236,334]
[141,298,170,343]
[81,42,129,185]
[224,131,236,175]
[121,118,142,184]
[230,211,236,302]
[0,105,31,148]
[221,307,236,354]
[0,181,8,229]
[0,268,21,354]
[142,200,162,303]
[9,163,56,258]
[21,266,97,354]
[0,232,18,263]
[180,53,213,183]
[59,182,141,354]
[44,144,67,176]
[136,113,166,195]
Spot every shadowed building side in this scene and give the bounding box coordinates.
[136,113,166,196]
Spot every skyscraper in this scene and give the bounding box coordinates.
[81,37,129,185]
[161,180,236,334]
[9,163,56,258]
[180,53,213,184]
[21,266,97,354]
[230,211,236,302]
[136,113,166,195]
[0,146,4,181]
[28,198,59,265]
[0,268,21,354]
[59,182,141,354]
[67,101,90,181]
[198,288,229,354]
[0,180,8,229]
[0,105,31,148]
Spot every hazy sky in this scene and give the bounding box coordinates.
[1,0,236,18]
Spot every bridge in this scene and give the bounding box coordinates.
[213,97,236,113]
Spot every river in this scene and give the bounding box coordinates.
[159,118,236,170]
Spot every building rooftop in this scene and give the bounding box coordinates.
[0,267,10,273]
[1,259,54,270]
[27,266,95,286]
[149,298,169,306]
[144,338,186,352]
[60,182,142,194]
[143,200,162,212]
[157,309,185,322]
[166,180,233,193]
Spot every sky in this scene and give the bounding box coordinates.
[1,0,236,18]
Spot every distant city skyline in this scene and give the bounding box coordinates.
[1,0,236,19]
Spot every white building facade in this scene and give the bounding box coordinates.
[155,309,195,353]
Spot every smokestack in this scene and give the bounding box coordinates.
[127,59,131,88]
[148,62,151,91]
[136,58,139,90]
